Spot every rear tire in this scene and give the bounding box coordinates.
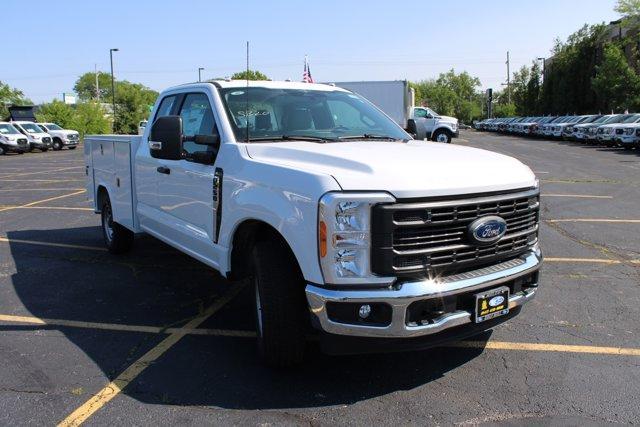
[101,196,134,254]
[252,239,306,367]
[433,129,452,143]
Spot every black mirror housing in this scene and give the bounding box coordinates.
[150,116,183,160]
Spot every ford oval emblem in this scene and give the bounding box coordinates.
[489,295,505,307]
[468,215,507,245]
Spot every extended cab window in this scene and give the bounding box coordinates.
[179,93,218,154]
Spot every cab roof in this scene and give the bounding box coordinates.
[171,79,349,93]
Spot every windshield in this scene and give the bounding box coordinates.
[44,123,63,130]
[605,115,629,124]
[218,87,410,142]
[592,115,612,124]
[621,114,640,123]
[19,123,44,133]
[0,124,21,134]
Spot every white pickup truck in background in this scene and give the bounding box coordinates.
[332,80,459,143]
[85,80,541,366]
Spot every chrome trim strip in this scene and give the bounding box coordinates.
[306,248,542,338]
[391,188,539,211]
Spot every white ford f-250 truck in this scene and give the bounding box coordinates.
[85,80,542,366]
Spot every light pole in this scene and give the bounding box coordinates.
[198,67,204,82]
[537,57,546,83]
[110,48,119,132]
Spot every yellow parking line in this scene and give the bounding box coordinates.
[547,219,640,224]
[0,206,93,211]
[0,313,256,337]
[452,340,640,356]
[4,312,639,358]
[57,283,246,427]
[0,166,83,179]
[0,236,105,251]
[0,189,85,212]
[541,194,613,199]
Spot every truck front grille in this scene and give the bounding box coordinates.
[371,188,540,278]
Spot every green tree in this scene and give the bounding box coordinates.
[114,81,158,134]
[230,70,269,80]
[36,100,76,128]
[71,102,111,138]
[592,43,640,112]
[615,0,640,16]
[411,69,481,120]
[74,72,114,102]
[0,81,32,119]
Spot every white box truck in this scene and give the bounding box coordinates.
[331,80,459,143]
[85,80,541,366]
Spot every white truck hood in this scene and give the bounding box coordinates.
[438,115,458,123]
[246,140,535,199]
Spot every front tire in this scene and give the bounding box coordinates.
[52,139,62,150]
[252,239,306,367]
[101,196,134,254]
[433,129,452,143]
[0,146,5,155]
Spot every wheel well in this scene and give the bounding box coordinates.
[434,127,453,136]
[53,137,62,142]
[96,186,108,212]
[229,220,299,280]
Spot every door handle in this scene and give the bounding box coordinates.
[156,166,171,175]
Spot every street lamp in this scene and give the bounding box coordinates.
[198,67,204,82]
[110,48,119,132]
[537,57,546,82]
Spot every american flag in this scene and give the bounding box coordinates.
[303,57,314,83]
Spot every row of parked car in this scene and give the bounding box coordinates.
[474,114,640,149]
[0,121,80,155]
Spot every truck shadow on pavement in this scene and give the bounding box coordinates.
[3,226,489,410]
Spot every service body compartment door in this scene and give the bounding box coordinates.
[113,142,134,229]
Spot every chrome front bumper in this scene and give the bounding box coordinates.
[306,248,542,338]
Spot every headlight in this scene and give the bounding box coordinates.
[318,192,395,285]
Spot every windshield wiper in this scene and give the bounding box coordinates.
[337,134,403,141]
[246,135,335,143]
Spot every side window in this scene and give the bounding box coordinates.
[413,108,428,118]
[155,95,177,120]
[179,93,218,154]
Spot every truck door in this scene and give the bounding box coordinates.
[155,92,221,267]
[135,94,178,231]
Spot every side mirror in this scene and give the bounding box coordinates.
[149,116,183,160]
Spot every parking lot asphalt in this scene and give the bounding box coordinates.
[1,132,639,426]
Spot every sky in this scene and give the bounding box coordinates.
[1,0,621,104]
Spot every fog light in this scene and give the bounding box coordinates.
[358,304,371,319]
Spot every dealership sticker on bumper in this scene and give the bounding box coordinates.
[475,286,510,323]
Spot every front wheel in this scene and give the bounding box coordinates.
[433,129,452,143]
[0,146,5,155]
[52,139,62,150]
[101,196,134,254]
[41,147,48,152]
[252,239,306,367]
